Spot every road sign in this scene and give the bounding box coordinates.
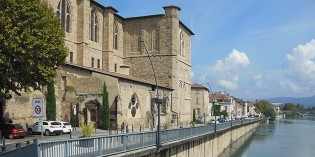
[73,105,76,115]
[38,118,43,126]
[33,98,44,117]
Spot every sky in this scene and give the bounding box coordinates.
[96,0,315,100]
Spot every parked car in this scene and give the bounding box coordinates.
[0,124,26,139]
[210,119,220,124]
[27,121,62,136]
[58,121,72,134]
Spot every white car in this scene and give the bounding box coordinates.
[58,121,72,134]
[27,121,62,136]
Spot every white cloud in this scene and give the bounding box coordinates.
[219,80,238,90]
[284,39,315,86]
[213,49,250,72]
[279,80,302,93]
[253,74,263,87]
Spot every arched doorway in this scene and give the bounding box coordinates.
[84,100,101,128]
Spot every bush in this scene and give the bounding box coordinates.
[190,121,196,127]
[80,123,94,137]
[162,121,171,129]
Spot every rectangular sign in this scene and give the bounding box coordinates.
[73,105,77,115]
[38,118,43,126]
[33,98,44,117]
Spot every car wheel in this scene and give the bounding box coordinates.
[45,130,50,136]
[9,134,14,139]
[27,129,33,135]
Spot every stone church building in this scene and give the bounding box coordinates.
[1,0,194,130]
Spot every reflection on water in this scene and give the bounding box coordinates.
[219,118,315,157]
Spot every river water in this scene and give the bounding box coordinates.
[219,117,315,157]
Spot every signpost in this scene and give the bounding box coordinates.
[33,98,44,141]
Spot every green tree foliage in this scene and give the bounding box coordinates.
[193,109,196,121]
[0,0,68,100]
[283,103,297,111]
[102,82,110,130]
[212,105,221,116]
[220,110,228,118]
[70,107,75,126]
[45,83,56,121]
[254,100,276,121]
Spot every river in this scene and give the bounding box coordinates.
[219,117,315,157]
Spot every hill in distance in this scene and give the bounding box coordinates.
[266,95,315,107]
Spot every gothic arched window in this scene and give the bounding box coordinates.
[57,0,71,33]
[90,9,98,42]
[113,21,118,50]
[179,31,185,56]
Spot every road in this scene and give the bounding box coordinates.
[0,127,124,152]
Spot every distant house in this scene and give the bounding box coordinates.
[191,84,210,123]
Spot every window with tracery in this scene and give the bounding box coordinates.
[57,0,71,33]
[113,21,118,50]
[90,9,98,42]
[128,93,140,117]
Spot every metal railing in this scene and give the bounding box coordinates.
[38,118,260,157]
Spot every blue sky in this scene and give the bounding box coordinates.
[97,0,315,100]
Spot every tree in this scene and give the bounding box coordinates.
[45,83,56,121]
[0,0,68,100]
[283,103,297,111]
[254,100,276,121]
[220,110,228,118]
[212,105,221,116]
[193,109,196,121]
[102,82,110,130]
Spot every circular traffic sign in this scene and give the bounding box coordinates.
[35,105,41,114]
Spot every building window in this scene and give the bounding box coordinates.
[129,93,140,118]
[114,63,117,72]
[113,21,118,50]
[69,52,73,63]
[196,98,199,105]
[179,31,185,56]
[91,58,95,67]
[57,0,71,33]
[90,9,98,42]
[97,59,100,68]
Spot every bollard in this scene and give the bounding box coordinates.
[132,124,133,132]
[16,143,21,149]
[70,130,72,139]
[126,124,129,133]
[140,126,142,132]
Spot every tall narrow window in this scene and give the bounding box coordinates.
[57,0,71,33]
[91,58,95,67]
[114,63,117,72]
[97,59,100,68]
[113,21,118,50]
[90,9,98,42]
[179,31,184,56]
[69,52,73,63]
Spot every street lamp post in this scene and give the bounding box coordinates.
[140,41,162,148]
[230,111,233,127]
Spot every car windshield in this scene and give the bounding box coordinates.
[13,124,23,129]
[51,122,60,125]
[63,122,70,125]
